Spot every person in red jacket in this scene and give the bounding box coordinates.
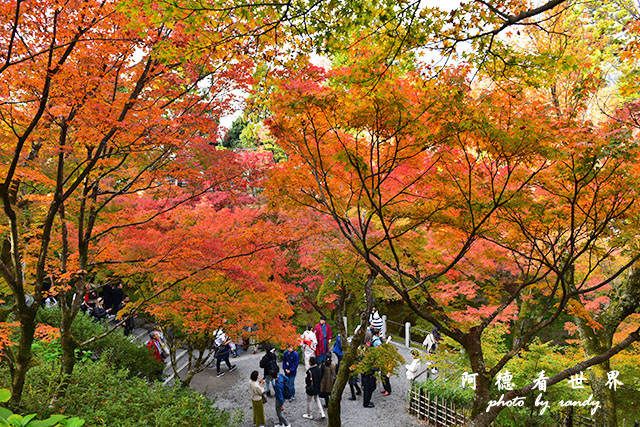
[313,315,332,364]
[147,331,166,362]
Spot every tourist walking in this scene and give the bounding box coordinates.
[314,315,332,363]
[300,324,317,370]
[303,356,325,420]
[282,345,299,401]
[405,349,420,393]
[214,330,236,377]
[361,369,376,408]
[381,372,392,396]
[111,282,126,315]
[90,297,110,322]
[250,370,266,427]
[147,330,167,362]
[272,369,291,427]
[370,328,383,348]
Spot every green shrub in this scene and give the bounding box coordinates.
[2,360,239,427]
[351,343,405,379]
[413,377,474,409]
[35,308,162,379]
[0,389,85,427]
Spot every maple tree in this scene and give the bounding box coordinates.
[470,7,640,424]
[1,1,638,425]
[0,0,303,404]
[106,193,302,386]
[0,0,406,405]
[265,41,640,424]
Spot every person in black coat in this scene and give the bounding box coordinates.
[100,283,114,311]
[259,347,278,397]
[111,283,126,315]
[303,356,325,420]
[361,335,378,408]
[90,298,111,322]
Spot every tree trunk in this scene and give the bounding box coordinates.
[462,328,491,419]
[58,277,85,379]
[10,312,36,405]
[572,266,640,427]
[327,271,376,427]
[590,362,616,427]
[467,408,500,427]
[59,310,77,377]
[327,318,367,427]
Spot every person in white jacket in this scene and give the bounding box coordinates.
[405,349,421,381]
[422,326,441,354]
[405,349,421,397]
[300,323,317,370]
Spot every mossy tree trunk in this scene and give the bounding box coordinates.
[327,271,376,427]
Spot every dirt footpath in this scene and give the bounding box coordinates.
[190,345,421,427]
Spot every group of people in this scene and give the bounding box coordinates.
[81,282,132,327]
[356,307,394,408]
[250,309,397,427]
[300,315,342,368]
[250,315,344,427]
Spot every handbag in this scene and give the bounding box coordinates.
[261,392,268,403]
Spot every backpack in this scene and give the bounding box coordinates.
[282,374,294,400]
[259,354,268,369]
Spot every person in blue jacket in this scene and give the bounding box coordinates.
[271,369,291,427]
[332,334,343,368]
[282,345,299,401]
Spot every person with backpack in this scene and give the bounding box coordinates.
[319,352,337,408]
[282,345,299,401]
[260,346,278,397]
[303,356,325,420]
[272,369,291,427]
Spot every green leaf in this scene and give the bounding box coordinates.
[0,407,12,420]
[59,418,85,427]
[28,415,67,427]
[0,390,10,403]
[7,413,23,427]
[21,414,36,425]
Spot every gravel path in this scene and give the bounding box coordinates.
[189,344,421,427]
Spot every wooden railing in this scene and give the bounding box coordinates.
[407,384,470,427]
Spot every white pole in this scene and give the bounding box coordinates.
[382,314,387,337]
[343,316,348,333]
[405,322,411,348]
